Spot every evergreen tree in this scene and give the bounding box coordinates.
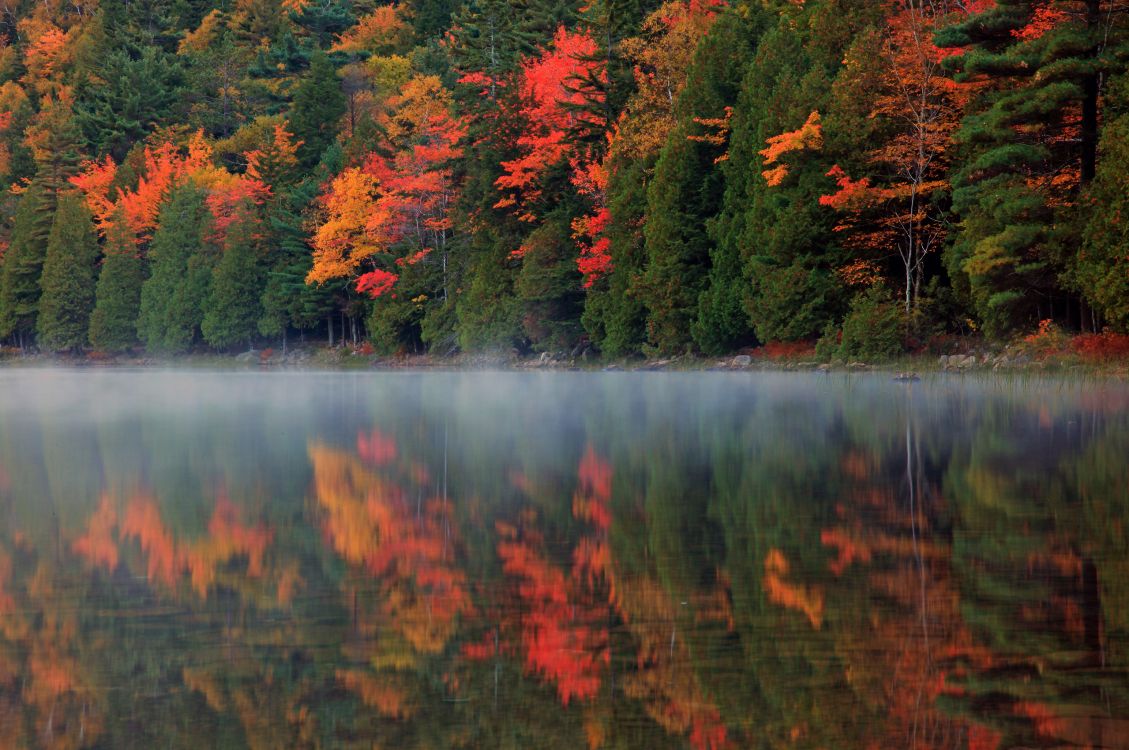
[74,47,186,160]
[36,193,100,351]
[636,11,758,354]
[202,213,264,349]
[289,50,346,168]
[137,183,214,353]
[514,210,585,351]
[0,181,55,346]
[1077,76,1129,331]
[89,211,147,351]
[937,0,1129,337]
[711,1,878,345]
[581,156,648,356]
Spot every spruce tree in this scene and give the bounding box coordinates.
[637,11,758,354]
[37,193,100,352]
[514,211,585,351]
[289,50,346,168]
[137,183,213,353]
[89,211,146,351]
[581,156,648,356]
[74,47,186,160]
[0,181,54,346]
[202,214,264,349]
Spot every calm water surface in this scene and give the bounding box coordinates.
[1,369,1128,749]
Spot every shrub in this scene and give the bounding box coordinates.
[1015,319,1070,360]
[753,340,817,360]
[1072,331,1129,362]
[837,287,905,361]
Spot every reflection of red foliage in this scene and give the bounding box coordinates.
[497,523,609,704]
[357,429,398,465]
[820,528,872,576]
[968,724,1002,750]
[689,708,729,750]
[573,445,612,530]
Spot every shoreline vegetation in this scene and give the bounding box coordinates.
[6,327,1129,378]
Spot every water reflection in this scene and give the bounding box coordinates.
[1,370,1128,748]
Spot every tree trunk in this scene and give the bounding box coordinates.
[327,314,334,347]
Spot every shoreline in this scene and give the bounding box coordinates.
[3,347,1128,379]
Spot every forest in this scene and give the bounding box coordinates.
[0,0,1128,358]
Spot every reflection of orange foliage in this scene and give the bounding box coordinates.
[122,493,179,586]
[763,549,823,628]
[186,495,272,595]
[120,491,272,596]
[72,494,119,570]
[336,669,414,718]
[0,549,13,618]
[616,574,730,749]
[183,667,226,711]
[309,443,472,653]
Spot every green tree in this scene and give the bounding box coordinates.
[937,0,1129,337]
[202,213,264,349]
[137,183,214,353]
[36,193,100,351]
[0,181,55,346]
[636,11,759,354]
[74,47,186,160]
[89,211,147,351]
[1075,74,1129,331]
[289,50,346,168]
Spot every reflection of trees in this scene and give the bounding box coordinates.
[818,405,979,749]
[5,375,1129,748]
[309,439,472,655]
[477,444,733,749]
[939,404,1129,748]
[0,541,105,750]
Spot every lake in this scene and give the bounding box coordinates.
[1,369,1128,749]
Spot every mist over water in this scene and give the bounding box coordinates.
[1,369,1128,749]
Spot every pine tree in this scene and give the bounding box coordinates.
[89,211,146,351]
[937,0,1129,336]
[202,212,264,349]
[0,181,55,346]
[289,50,346,168]
[1,96,84,347]
[74,47,186,160]
[137,183,214,353]
[636,11,758,354]
[37,192,100,351]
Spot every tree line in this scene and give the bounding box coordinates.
[1,0,1128,357]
